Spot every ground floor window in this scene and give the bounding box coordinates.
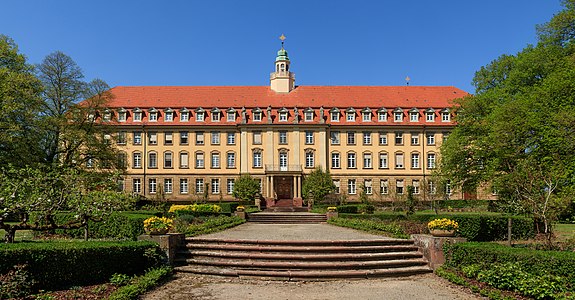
[211,178,220,194]
[348,179,357,195]
[180,178,188,194]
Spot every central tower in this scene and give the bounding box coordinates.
[270,34,295,93]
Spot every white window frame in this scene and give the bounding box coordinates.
[211,152,220,168]
[211,131,220,145]
[348,179,357,195]
[363,132,371,145]
[227,152,236,168]
[195,179,204,193]
[279,112,288,122]
[180,111,189,122]
[305,131,314,144]
[379,153,388,169]
[427,153,436,169]
[164,111,173,122]
[164,178,173,194]
[330,131,340,144]
[227,178,235,194]
[347,152,356,169]
[211,178,220,194]
[305,151,314,168]
[227,132,236,145]
[411,153,420,169]
[395,153,404,169]
[380,179,389,195]
[133,178,141,193]
[331,152,340,169]
[378,111,387,122]
[227,111,236,122]
[363,153,372,169]
[346,112,355,122]
[196,112,204,122]
[133,111,142,122]
[331,112,339,122]
[149,178,157,194]
[180,178,189,194]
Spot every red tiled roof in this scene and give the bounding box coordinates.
[106,85,467,108]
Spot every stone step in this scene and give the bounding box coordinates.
[185,258,428,270]
[181,244,419,253]
[175,265,432,280]
[184,238,415,246]
[178,250,423,261]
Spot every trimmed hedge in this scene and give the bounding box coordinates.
[0,241,163,290]
[337,204,375,214]
[219,202,240,214]
[327,218,409,239]
[108,266,173,300]
[48,212,153,240]
[180,216,246,237]
[339,213,535,241]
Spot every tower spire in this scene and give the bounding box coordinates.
[279,34,286,49]
[270,34,295,93]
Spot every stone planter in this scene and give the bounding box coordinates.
[146,228,169,235]
[429,229,456,237]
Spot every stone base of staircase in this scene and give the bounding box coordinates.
[175,238,432,280]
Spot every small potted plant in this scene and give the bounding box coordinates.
[143,216,174,235]
[236,205,245,212]
[327,206,337,212]
[427,218,458,237]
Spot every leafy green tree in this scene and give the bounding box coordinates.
[0,35,44,168]
[439,1,575,239]
[232,174,260,204]
[302,167,336,204]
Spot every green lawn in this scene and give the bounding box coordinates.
[554,223,575,242]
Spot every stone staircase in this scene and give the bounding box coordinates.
[248,212,327,223]
[175,238,432,280]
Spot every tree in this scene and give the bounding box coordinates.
[232,174,260,204]
[0,35,44,168]
[302,167,336,204]
[438,1,575,239]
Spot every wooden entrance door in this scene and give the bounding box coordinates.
[276,176,292,199]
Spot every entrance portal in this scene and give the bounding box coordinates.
[275,176,293,199]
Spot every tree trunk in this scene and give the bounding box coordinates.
[6,228,16,243]
[507,217,512,247]
[84,219,89,241]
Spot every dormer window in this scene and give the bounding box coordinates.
[227,109,236,122]
[211,108,221,122]
[304,108,314,122]
[278,108,288,122]
[103,110,112,121]
[330,108,340,122]
[393,108,403,122]
[180,108,189,122]
[252,108,262,122]
[164,109,174,122]
[195,108,205,122]
[362,108,371,122]
[148,108,158,122]
[346,108,356,122]
[133,108,142,122]
[441,109,451,122]
[377,108,387,122]
[409,109,419,122]
[425,108,435,122]
[117,108,127,122]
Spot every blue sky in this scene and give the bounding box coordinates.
[0,0,564,93]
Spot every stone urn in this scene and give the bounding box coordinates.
[430,229,456,237]
[146,228,169,235]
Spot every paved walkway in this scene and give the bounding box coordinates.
[143,223,480,300]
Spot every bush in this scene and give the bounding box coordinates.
[337,205,358,213]
[110,273,132,287]
[108,266,172,300]
[0,264,35,299]
[327,217,409,239]
[0,241,163,291]
[169,204,222,217]
[180,216,245,237]
[219,202,240,214]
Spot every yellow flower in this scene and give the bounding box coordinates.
[428,218,458,230]
[143,216,174,231]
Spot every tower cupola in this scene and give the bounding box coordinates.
[270,34,295,93]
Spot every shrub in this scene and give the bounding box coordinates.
[0,241,162,291]
[108,266,172,300]
[169,204,222,217]
[0,264,36,299]
[428,218,459,231]
[219,202,240,214]
[110,273,132,287]
[45,212,152,240]
[337,205,358,213]
[181,216,246,237]
[327,217,409,239]
[143,216,174,233]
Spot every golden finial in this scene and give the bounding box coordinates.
[405,76,411,86]
[279,34,286,48]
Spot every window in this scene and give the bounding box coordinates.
[305,131,314,144]
[211,131,220,145]
[178,132,188,145]
[346,112,355,122]
[395,132,403,145]
[396,180,404,194]
[227,179,235,194]
[331,152,340,168]
[395,153,404,169]
[103,111,112,121]
[363,153,372,169]
[380,179,389,194]
[333,180,340,194]
[164,152,173,168]
[279,131,288,144]
[330,131,340,144]
[227,152,236,168]
[279,152,288,169]
[411,153,420,169]
[180,152,189,168]
[253,131,262,144]
[411,133,419,145]
[253,112,262,122]
[348,179,357,195]
[362,112,371,122]
[227,111,236,122]
[211,152,220,168]
[164,178,173,194]
[133,178,141,193]
[148,132,157,145]
[410,111,419,122]
[413,180,420,194]
[442,111,451,122]
[211,178,220,194]
[195,179,204,194]
[133,132,142,145]
[279,112,288,122]
[305,151,314,168]
[180,111,189,122]
[165,111,173,122]
[133,111,142,122]
[133,152,142,168]
[331,111,339,122]
[227,132,236,145]
[427,153,436,169]
[253,151,262,168]
[148,152,157,168]
[347,131,356,145]
[394,111,403,122]
[304,111,313,121]
[196,132,204,145]
[86,157,94,168]
[364,179,373,195]
[428,180,437,195]
[195,152,205,168]
[149,178,157,194]
[426,112,434,122]
[426,133,435,145]
[149,112,157,122]
[118,111,127,122]
[164,132,173,145]
[196,111,204,122]
[211,111,220,122]
[446,180,452,195]
[180,178,188,194]
[378,111,387,122]
[117,131,127,145]
[363,132,371,145]
[347,152,356,169]
[379,132,388,145]
[379,153,388,169]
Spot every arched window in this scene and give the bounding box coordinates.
[132,152,142,169]
[148,151,157,168]
[179,151,189,168]
[118,151,127,168]
[347,151,357,169]
[195,151,204,169]
[164,151,173,168]
[331,152,341,169]
[305,150,315,168]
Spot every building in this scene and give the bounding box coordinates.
[102,41,483,207]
